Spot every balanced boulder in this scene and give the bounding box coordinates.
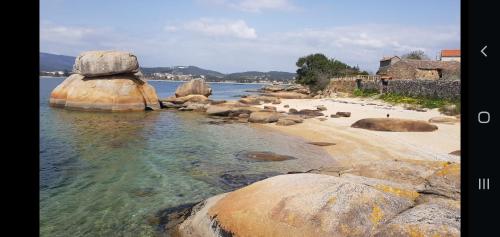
[49,51,160,111]
[73,51,139,77]
[175,78,212,97]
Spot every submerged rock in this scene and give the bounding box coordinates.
[235,151,297,162]
[219,172,281,190]
[153,202,199,236]
[130,187,157,197]
[351,118,438,132]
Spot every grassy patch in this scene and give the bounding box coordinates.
[352,88,379,97]
[351,89,460,114]
[378,93,458,109]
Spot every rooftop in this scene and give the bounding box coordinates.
[441,49,460,57]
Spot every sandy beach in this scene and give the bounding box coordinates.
[257,97,460,167]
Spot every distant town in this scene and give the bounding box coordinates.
[40,53,297,83]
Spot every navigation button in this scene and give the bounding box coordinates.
[481,45,488,57]
[478,111,490,123]
[478,178,490,190]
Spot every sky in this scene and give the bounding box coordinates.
[40,0,460,73]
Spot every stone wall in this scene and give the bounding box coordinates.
[327,78,358,92]
[327,78,460,100]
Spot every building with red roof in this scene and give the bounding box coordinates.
[440,49,460,62]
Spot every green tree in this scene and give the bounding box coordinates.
[401,50,429,60]
[295,53,365,92]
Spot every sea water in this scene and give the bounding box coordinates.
[40,77,335,236]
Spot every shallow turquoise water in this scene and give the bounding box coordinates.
[40,77,336,236]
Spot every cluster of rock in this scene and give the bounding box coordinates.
[160,79,219,112]
[258,84,312,99]
[203,101,334,126]
[49,51,160,111]
[154,81,323,126]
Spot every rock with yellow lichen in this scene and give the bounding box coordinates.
[373,198,460,237]
[417,162,461,200]
[171,172,460,237]
[174,174,420,237]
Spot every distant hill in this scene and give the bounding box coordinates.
[141,66,225,78]
[39,52,296,82]
[225,71,295,82]
[40,52,75,71]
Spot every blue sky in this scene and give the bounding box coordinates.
[40,0,460,73]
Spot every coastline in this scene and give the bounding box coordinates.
[255,97,460,166]
[146,79,277,85]
[171,94,462,236]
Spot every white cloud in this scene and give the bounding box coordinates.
[267,24,460,70]
[40,21,459,73]
[198,0,296,13]
[164,25,178,32]
[40,22,97,44]
[168,18,257,39]
[231,0,296,12]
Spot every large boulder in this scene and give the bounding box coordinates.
[175,174,420,237]
[351,118,438,132]
[248,111,280,123]
[49,74,161,111]
[73,51,139,77]
[175,79,212,97]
